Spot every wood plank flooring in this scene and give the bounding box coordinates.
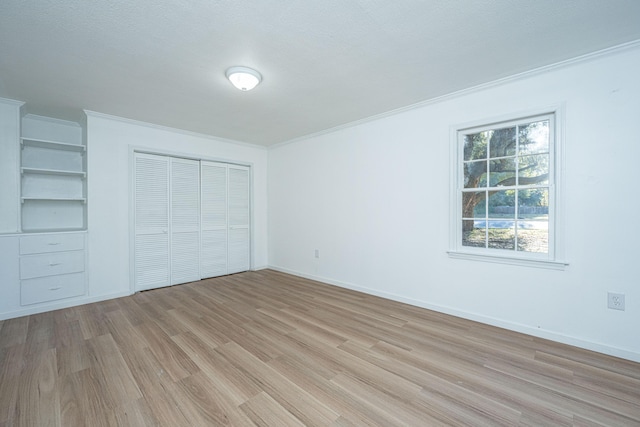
[0,269,639,426]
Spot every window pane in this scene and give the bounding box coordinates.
[489,158,516,187]
[462,191,486,218]
[488,190,515,218]
[488,220,515,250]
[518,154,549,185]
[517,221,548,253]
[464,132,488,161]
[464,160,487,188]
[456,113,556,260]
[518,120,549,155]
[518,189,548,220]
[462,220,485,248]
[489,127,516,158]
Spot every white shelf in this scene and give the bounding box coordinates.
[21,137,85,153]
[21,197,86,203]
[20,228,86,234]
[21,167,86,177]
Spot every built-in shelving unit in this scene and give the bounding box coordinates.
[20,114,87,232]
[0,99,89,319]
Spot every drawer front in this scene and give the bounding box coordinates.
[19,251,85,279]
[21,272,85,305]
[20,233,85,255]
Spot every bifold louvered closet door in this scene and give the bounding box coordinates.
[201,161,250,277]
[170,157,201,285]
[134,153,170,291]
[134,154,250,292]
[227,165,250,273]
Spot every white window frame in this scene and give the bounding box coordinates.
[448,106,568,270]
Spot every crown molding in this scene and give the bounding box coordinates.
[0,97,25,107]
[271,39,640,150]
[84,110,267,150]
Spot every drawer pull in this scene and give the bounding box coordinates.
[48,242,61,245]
[48,287,62,291]
[49,262,62,266]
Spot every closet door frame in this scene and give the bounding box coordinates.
[129,147,252,294]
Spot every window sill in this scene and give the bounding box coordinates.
[447,250,568,270]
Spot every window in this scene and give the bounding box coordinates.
[449,110,566,269]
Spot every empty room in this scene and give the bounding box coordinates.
[1,1,639,425]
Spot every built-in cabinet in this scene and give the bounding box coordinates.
[19,232,87,305]
[134,152,250,292]
[0,99,88,319]
[0,232,87,316]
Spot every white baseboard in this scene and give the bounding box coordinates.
[0,290,132,321]
[267,265,640,363]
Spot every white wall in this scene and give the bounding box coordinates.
[86,113,268,301]
[268,45,640,361]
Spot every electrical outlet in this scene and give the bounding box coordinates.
[607,292,625,311]
[314,249,320,259]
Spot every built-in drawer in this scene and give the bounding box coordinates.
[20,233,85,255]
[19,250,85,280]
[21,272,85,305]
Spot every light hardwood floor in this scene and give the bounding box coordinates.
[0,269,638,426]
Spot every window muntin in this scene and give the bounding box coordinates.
[459,115,553,258]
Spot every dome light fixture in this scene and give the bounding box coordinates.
[226,66,262,91]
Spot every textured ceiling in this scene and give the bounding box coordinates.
[1,0,640,146]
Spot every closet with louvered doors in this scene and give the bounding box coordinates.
[133,153,250,292]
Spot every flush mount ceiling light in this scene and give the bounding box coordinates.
[226,66,262,91]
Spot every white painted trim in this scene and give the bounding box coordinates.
[270,39,640,149]
[130,144,254,169]
[128,148,136,295]
[84,110,267,150]
[0,290,132,321]
[267,265,640,363]
[14,102,24,233]
[249,166,256,271]
[0,97,25,107]
[446,251,568,270]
